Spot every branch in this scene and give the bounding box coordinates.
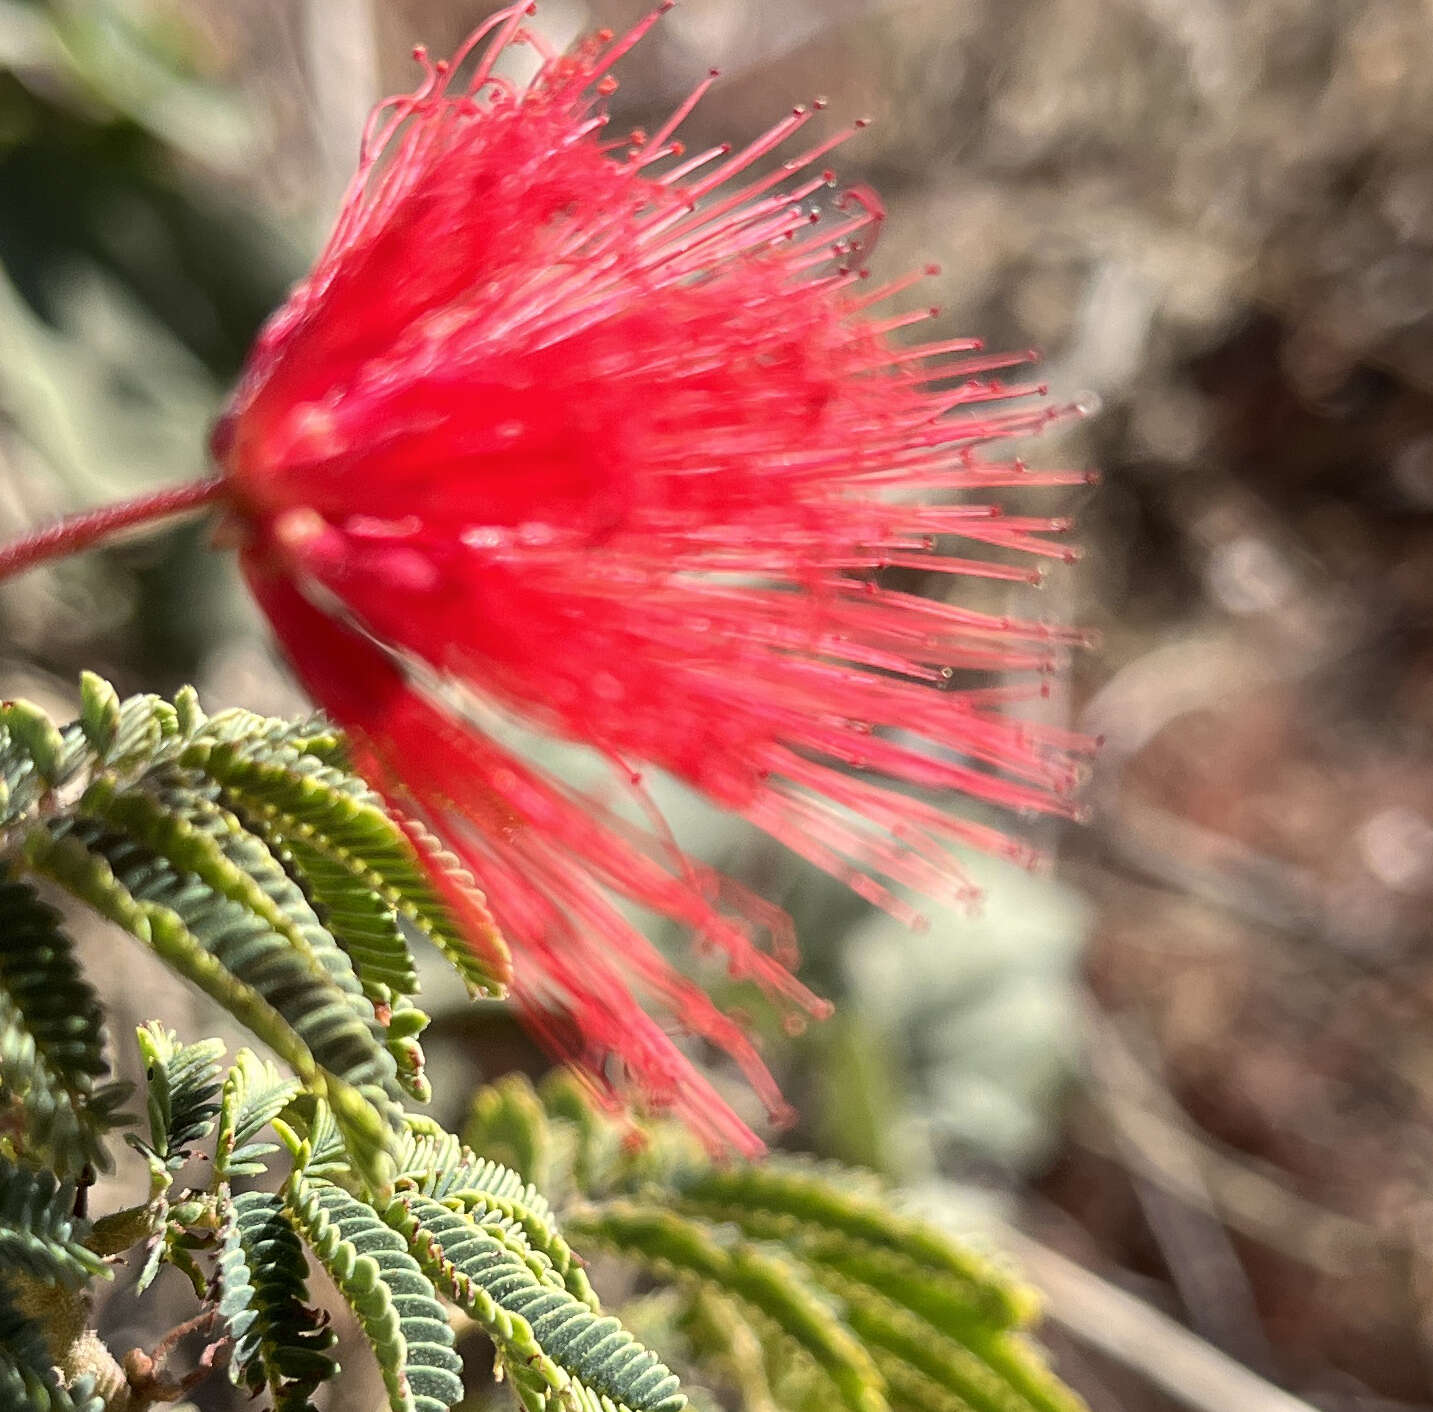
[908,1183,1324,1412]
[999,1216,1321,1412]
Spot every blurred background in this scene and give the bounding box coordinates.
[3,0,1432,1409]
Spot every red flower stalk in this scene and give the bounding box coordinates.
[204,2,1095,1152]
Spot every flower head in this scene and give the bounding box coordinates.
[212,2,1095,1152]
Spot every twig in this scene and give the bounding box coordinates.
[1069,1086,1386,1275]
[907,1183,1325,1412]
[991,1220,1323,1412]
[1082,1005,1278,1373]
[124,1309,230,1410]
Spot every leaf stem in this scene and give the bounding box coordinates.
[0,477,228,582]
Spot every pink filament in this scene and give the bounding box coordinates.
[218,3,1097,1150]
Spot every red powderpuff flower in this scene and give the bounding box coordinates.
[208,2,1095,1153]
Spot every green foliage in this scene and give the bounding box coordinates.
[217,1190,336,1411]
[0,874,127,1177]
[214,1048,301,1180]
[461,1071,1072,1412]
[0,679,1084,1412]
[182,731,506,999]
[394,1115,592,1306]
[0,677,509,1186]
[0,1158,104,1288]
[674,1160,1037,1333]
[282,1173,465,1412]
[390,1191,684,1412]
[464,1071,552,1186]
[525,1080,1086,1412]
[130,1022,224,1183]
[567,1201,884,1412]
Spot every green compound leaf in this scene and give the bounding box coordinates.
[673,1159,1036,1334]
[668,1161,1084,1411]
[78,766,384,1033]
[218,1190,337,1412]
[179,733,508,999]
[76,672,120,758]
[0,1156,105,1289]
[535,1071,708,1203]
[384,999,432,1104]
[669,1285,791,1412]
[191,706,342,761]
[131,1022,224,1179]
[276,1097,351,1181]
[103,692,181,773]
[215,1049,302,1181]
[271,823,420,1009]
[0,700,69,790]
[396,1117,543,1208]
[0,679,513,1187]
[21,822,400,1191]
[284,1173,463,1412]
[395,1116,593,1309]
[565,1201,883,1412]
[0,872,126,1176]
[825,1277,1082,1412]
[388,1191,685,1412]
[536,1071,630,1199]
[571,1171,1084,1412]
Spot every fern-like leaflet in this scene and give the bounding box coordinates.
[282,1171,465,1412]
[390,1191,685,1412]
[218,1190,337,1411]
[0,1159,104,1288]
[0,876,127,1178]
[513,1077,1088,1412]
[0,677,508,1187]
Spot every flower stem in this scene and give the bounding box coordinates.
[0,476,228,582]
